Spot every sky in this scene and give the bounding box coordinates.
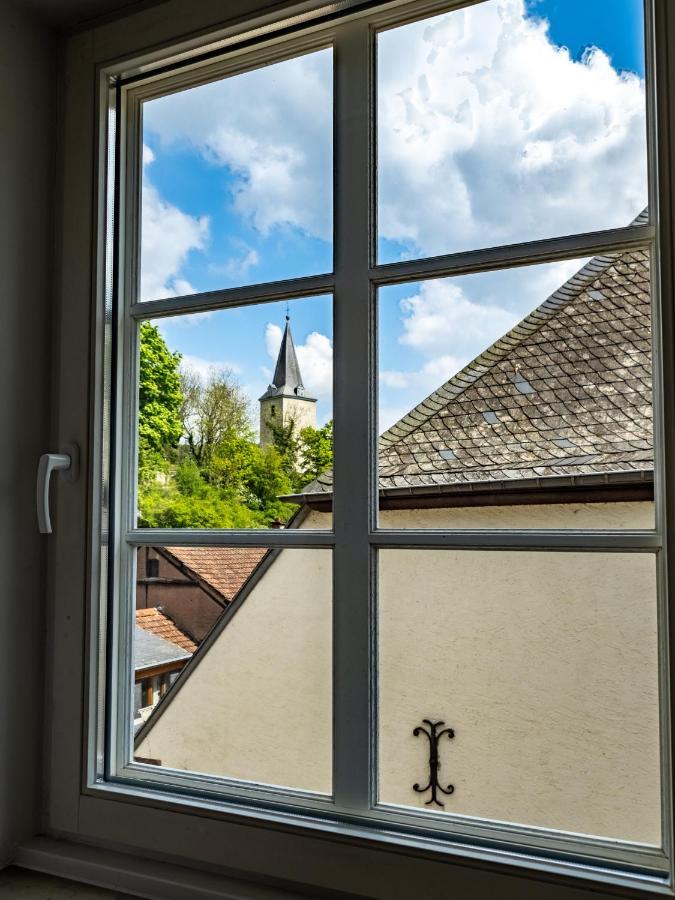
[141,0,647,434]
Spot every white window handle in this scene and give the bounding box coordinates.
[37,446,78,534]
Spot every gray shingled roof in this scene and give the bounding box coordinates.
[295,242,652,500]
[134,625,192,673]
[259,317,315,401]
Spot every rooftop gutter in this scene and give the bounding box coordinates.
[280,468,655,508]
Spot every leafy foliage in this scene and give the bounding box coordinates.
[136,327,333,529]
[138,322,183,483]
[299,420,333,484]
[181,367,251,472]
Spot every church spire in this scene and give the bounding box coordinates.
[271,315,305,397]
[259,315,317,447]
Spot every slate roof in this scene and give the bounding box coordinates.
[162,546,268,602]
[134,626,192,674]
[297,243,652,499]
[259,317,316,401]
[135,607,198,654]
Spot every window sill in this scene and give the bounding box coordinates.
[55,781,672,899]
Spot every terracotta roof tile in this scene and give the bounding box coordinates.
[162,547,268,602]
[135,607,198,654]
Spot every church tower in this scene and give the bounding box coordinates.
[259,316,317,446]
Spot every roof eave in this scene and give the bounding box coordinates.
[280,468,655,508]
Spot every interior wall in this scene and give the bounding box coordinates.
[0,1,55,867]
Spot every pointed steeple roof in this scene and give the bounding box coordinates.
[259,317,316,401]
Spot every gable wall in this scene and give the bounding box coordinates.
[136,548,225,642]
[137,499,659,844]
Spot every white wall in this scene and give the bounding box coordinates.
[0,2,55,866]
[138,548,333,792]
[378,548,659,843]
[138,500,660,843]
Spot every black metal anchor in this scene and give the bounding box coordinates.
[412,719,455,807]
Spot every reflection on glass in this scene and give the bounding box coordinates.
[140,48,333,300]
[136,296,333,529]
[378,550,660,844]
[133,546,332,793]
[377,249,654,529]
[377,0,647,263]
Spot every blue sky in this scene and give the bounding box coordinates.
[526,0,645,75]
[141,0,647,433]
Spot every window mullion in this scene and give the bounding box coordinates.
[332,18,374,812]
[370,223,655,286]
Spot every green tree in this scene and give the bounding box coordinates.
[268,418,300,480]
[136,335,333,529]
[181,366,251,475]
[298,420,333,484]
[138,322,183,482]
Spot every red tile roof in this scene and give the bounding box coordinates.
[162,546,268,602]
[135,607,198,654]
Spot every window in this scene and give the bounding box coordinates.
[68,0,674,893]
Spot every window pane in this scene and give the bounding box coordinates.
[377,0,647,263]
[133,546,332,793]
[377,250,654,529]
[378,550,660,844]
[136,296,333,529]
[140,48,333,301]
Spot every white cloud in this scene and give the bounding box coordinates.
[139,2,648,260]
[140,2,645,264]
[396,279,519,361]
[208,244,261,281]
[265,323,283,360]
[140,148,209,301]
[377,0,646,256]
[143,50,333,242]
[179,354,241,381]
[264,323,333,404]
[138,2,648,433]
[296,332,333,400]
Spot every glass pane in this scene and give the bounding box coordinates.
[136,296,333,529]
[377,249,654,529]
[140,48,333,301]
[133,546,332,793]
[378,550,660,844]
[377,0,647,263]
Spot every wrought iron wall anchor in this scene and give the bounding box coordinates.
[413,719,455,807]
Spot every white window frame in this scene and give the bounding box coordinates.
[43,0,675,896]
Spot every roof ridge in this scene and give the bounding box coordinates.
[377,252,619,453]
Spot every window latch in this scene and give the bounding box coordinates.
[37,444,79,534]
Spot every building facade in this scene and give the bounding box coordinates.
[136,246,660,846]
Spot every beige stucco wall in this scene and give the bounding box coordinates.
[137,548,332,792]
[376,500,655,530]
[378,549,660,844]
[137,500,660,843]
